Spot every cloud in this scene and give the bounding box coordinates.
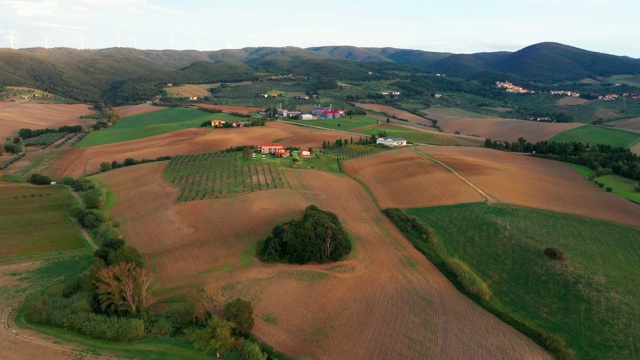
[29,21,87,31]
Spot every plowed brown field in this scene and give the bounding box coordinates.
[195,104,264,114]
[422,112,583,142]
[422,146,640,228]
[558,97,589,106]
[0,103,96,138]
[98,163,550,360]
[355,103,430,123]
[344,148,485,208]
[50,122,338,177]
[114,104,167,118]
[609,117,640,133]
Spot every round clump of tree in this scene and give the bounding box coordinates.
[544,247,568,262]
[257,205,351,264]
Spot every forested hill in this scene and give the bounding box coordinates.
[2,42,640,104]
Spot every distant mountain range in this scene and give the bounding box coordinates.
[2,42,640,104]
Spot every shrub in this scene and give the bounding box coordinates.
[82,187,107,209]
[445,259,492,300]
[28,173,52,185]
[100,162,112,172]
[223,298,254,336]
[606,187,613,192]
[544,247,568,262]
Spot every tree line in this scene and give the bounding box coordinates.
[484,137,640,180]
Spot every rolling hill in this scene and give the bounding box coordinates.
[3,42,640,105]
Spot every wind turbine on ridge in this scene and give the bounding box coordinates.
[169,36,175,50]
[78,34,85,50]
[131,38,139,48]
[225,35,232,49]
[7,31,17,49]
[114,33,121,47]
[41,33,51,49]
[195,35,202,51]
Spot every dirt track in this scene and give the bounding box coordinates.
[0,262,102,360]
[344,148,487,207]
[98,162,551,360]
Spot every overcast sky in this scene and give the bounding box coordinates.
[1,0,639,57]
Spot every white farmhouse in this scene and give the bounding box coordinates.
[376,137,407,147]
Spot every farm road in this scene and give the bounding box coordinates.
[69,190,98,249]
[414,147,497,203]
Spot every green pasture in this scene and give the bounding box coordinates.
[567,163,640,203]
[0,185,87,259]
[550,125,640,149]
[77,107,247,147]
[406,202,640,360]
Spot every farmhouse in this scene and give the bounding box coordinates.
[377,137,407,147]
[211,119,226,127]
[259,142,290,157]
[300,149,314,158]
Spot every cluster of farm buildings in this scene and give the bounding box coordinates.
[496,81,535,94]
[274,104,344,120]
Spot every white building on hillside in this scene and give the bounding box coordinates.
[376,137,407,147]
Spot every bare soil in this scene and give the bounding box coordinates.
[421,146,640,228]
[608,117,640,133]
[114,103,168,118]
[343,148,485,208]
[98,163,551,360]
[558,97,589,106]
[0,103,97,138]
[422,112,583,142]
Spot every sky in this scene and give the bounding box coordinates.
[1,0,639,57]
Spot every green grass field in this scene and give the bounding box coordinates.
[77,107,247,147]
[0,185,87,259]
[594,174,640,203]
[406,203,640,360]
[567,164,640,203]
[163,151,290,202]
[550,125,640,148]
[289,116,377,131]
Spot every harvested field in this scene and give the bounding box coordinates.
[355,102,432,123]
[195,103,264,114]
[165,84,215,98]
[608,117,640,133]
[558,97,589,106]
[422,112,584,142]
[50,122,351,177]
[99,163,550,360]
[0,103,96,138]
[344,148,485,208]
[114,103,167,118]
[357,123,485,146]
[421,146,640,228]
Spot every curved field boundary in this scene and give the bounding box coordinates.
[414,148,496,203]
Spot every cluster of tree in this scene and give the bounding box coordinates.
[484,138,640,180]
[99,156,173,174]
[18,126,82,140]
[321,135,377,150]
[3,136,25,154]
[90,107,122,131]
[28,173,53,185]
[257,205,351,264]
